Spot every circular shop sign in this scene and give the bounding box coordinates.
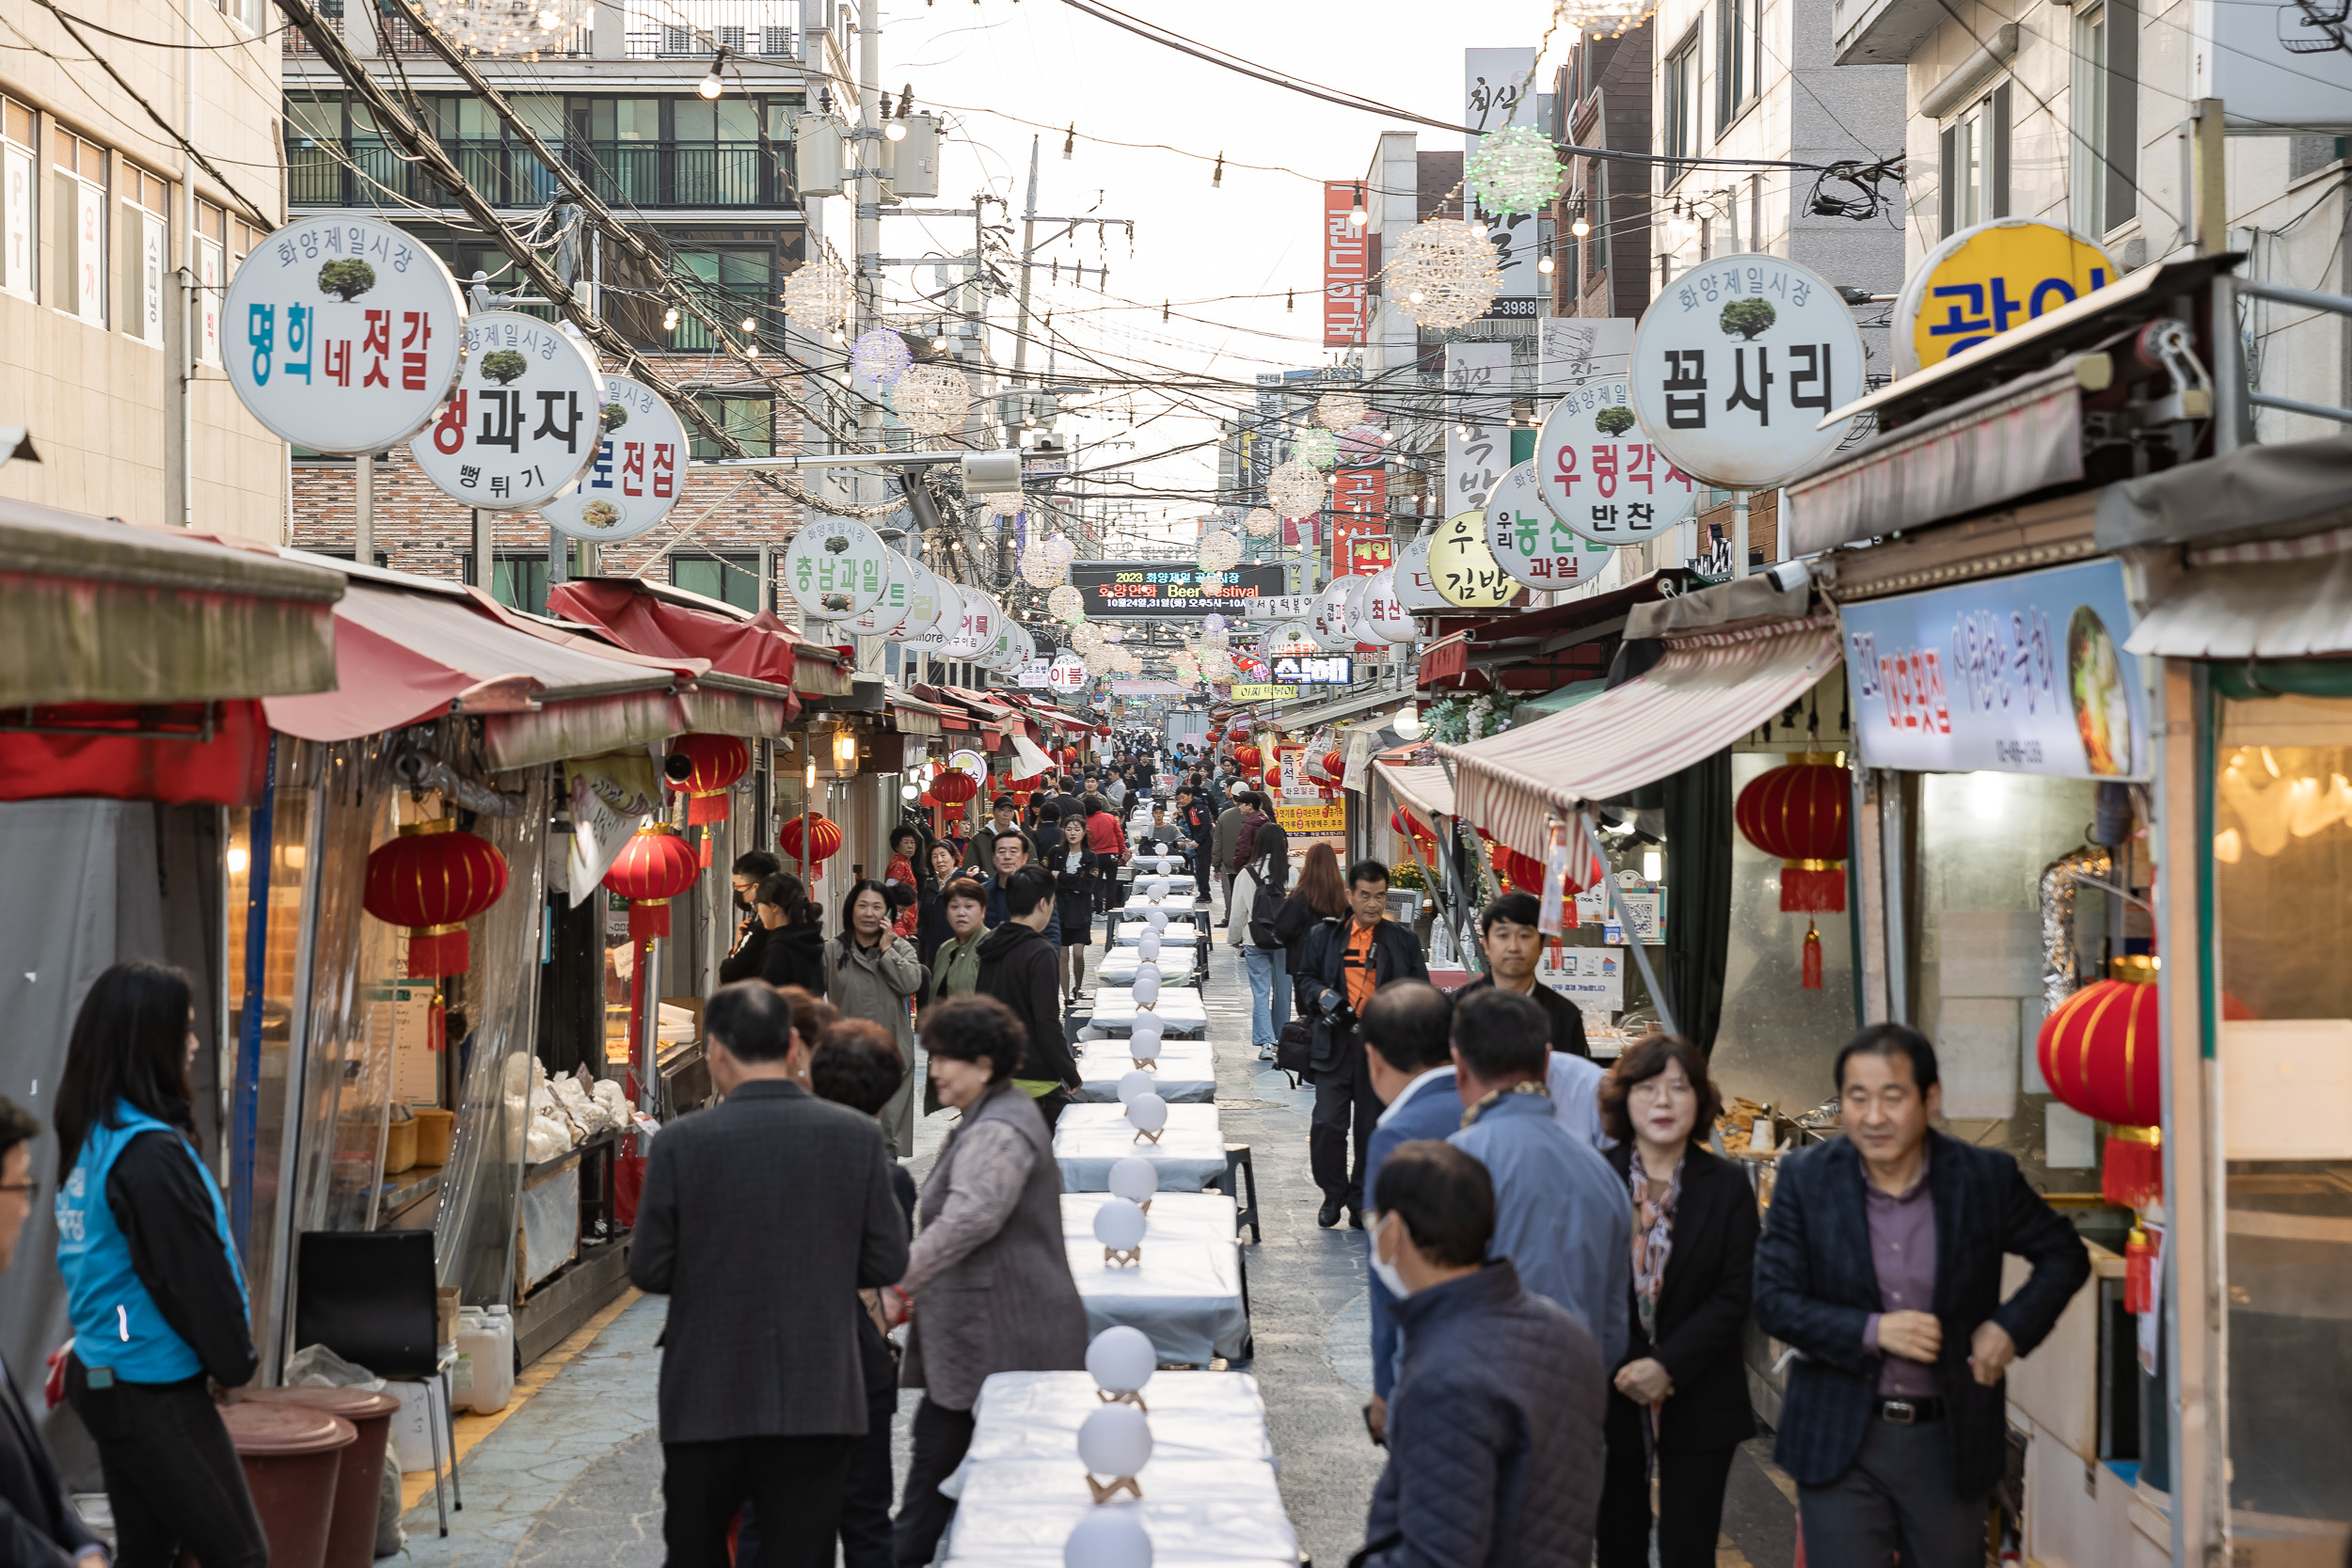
[1340,573,1379,645]
[223,215,467,455]
[1533,382,1700,553]
[410,312,603,512]
[949,748,988,784]
[1364,567,1416,643]
[1429,510,1519,609]
[783,516,890,622]
[1393,531,1453,612]
[936,586,998,657]
[1629,252,1862,490]
[541,374,690,543]
[892,562,946,642]
[844,549,915,638]
[1893,217,2118,376]
[1048,653,1089,692]
[1309,577,1360,651]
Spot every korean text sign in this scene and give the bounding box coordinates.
[1893,218,2115,375]
[542,374,688,542]
[1840,559,2150,780]
[409,310,604,511]
[1534,376,1699,554]
[1323,182,1369,347]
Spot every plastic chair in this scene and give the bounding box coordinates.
[293,1230,464,1535]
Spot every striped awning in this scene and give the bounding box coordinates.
[1436,616,1844,861]
[2124,523,2352,658]
[1375,762,1455,824]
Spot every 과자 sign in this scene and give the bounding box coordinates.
[541,374,689,543]
[1429,510,1520,609]
[1534,379,1699,549]
[224,215,467,455]
[1629,253,1861,491]
[411,311,603,512]
[1893,218,2116,376]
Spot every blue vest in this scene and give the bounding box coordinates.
[55,1101,246,1385]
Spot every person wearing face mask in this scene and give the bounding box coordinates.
[728,850,783,962]
[1358,1140,1604,1568]
[1355,982,1460,1447]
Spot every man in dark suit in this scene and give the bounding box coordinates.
[0,1097,105,1568]
[1357,982,1459,1445]
[629,983,911,1568]
[1294,859,1430,1228]
[1753,1023,2090,1568]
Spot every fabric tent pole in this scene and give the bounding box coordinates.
[230,734,277,1260]
[1582,807,1677,1039]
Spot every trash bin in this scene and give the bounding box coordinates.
[244,1386,404,1568]
[216,1402,357,1568]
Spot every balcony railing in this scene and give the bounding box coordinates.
[286,9,591,56]
[287,138,795,210]
[626,0,801,58]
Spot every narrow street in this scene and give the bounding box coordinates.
[385,927,1802,1567]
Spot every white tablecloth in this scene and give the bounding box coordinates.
[1061,1193,1248,1363]
[939,1461,1298,1566]
[1120,897,1208,922]
[1117,869,1198,894]
[1114,920,1201,946]
[1086,986,1207,1037]
[1097,946,1208,986]
[1073,1047,1217,1103]
[959,1370,1274,1467]
[1053,1101,1228,1191]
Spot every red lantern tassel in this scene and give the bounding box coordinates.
[406,925,469,979]
[1802,918,1823,990]
[428,990,446,1053]
[698,828,715,869]
[2124,1227,2156,1313]
[687,791,731,826]
[629,899,673,942]
[2102,1131,2164,1210]
[1782,861,1848,913]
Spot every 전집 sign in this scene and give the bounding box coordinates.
[410,310,603,511]
[224,214,466,454]
[541,374,688,543]
[1839,558,2150,780]
[1629,253,1861,490]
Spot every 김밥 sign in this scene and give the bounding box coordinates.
[541,374,689,543]
[411,310,604,510]
[1535,377,1699,547]
[1839,559,2150,780]
[1629,253,1861,490]
[1429,510,1520,609]
[1892,218,2116,375]
[224,215,466,454]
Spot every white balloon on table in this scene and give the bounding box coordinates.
[1063,1501,1152,1566]
[1145,908,1168,933]
[1117,1069,1156,1106]
[1085,1323,1157,1395]
[1130,967,1161,1007]
[1077,1403,1154,1478]
[1092,1196,1148,1261]
[1136,931,1163,962]
[1126,1091,1168,1137]
[1106,1156,1160,1205]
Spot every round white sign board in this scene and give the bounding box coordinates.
[784,516,890,621]
[409,311,604,512]
[1532,382,1702,556]
[1365,567,1416,642]
[844,549,914,638]
[541,375,690,543]
[937,586,998,657]
[1429,511,1519,609]
[1393,532,1453,612]
[1048,653,1089,691]
[1309,578,1359,652]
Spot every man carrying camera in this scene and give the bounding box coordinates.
[1295,859,1429,1229]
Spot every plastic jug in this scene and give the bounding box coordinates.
[478,1305,516,1413]
[453,1307,514,1414]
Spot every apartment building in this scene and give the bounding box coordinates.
[1,0,288,534]
[1553,25,1658,319]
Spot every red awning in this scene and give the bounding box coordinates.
[0,700,272,806]
[549,578,814,712]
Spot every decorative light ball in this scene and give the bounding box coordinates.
[1107,1159,1159,1206]
[1072,623,1106,657]
[1146,907,1171,934]
[849,327,914,385]
[1077,1403,1154,1479]
[1144,877,1170,900]
[1127,1009,1166,1049]
[1132,958,1162,992]
[1244,507,1277,537]
[1315,390,1370,431]
[1339,423,1386,463]
[1199,648,1234,684]
[1199,531,1243,574]
[1136,929,1164,962]
[1553,0,1665,40]
[1088,1323,1156,1393]
[1021,547,1069,591]
[782,259,852,334]
[981,494,1025,522]
[1093,1196,1149,1251]
[413,0,595,55]
[1267,461,1327,517]
[1043,532,1077,570]
[1064,1505,1152,1568]
[1131,969,1162,1008]
[1049,584,1087,624]
[893,362,974,436]
[1125,1091,1168,1134]
[1388,218,1506,330]
[1295,428,1340,470]
[1465,123,1565,215]
[1117,1069,1157,1106]
[1200,613,1228,638]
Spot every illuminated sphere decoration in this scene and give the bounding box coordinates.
[849,327,914,385]
[1295,428,1340,470]
[1267,460,1327,518]
[1555,0,1666,40]
[893,362,974,436]
[1072,623,1106,657]
[1243,507,1277,537]
[1465,124,1566,215]
[782,259,853,335]
[1339,423,1386,463]
[980,493,1025,523]
[1315,390,1370,431]
[1048,583,1087,623]
[1200,612,1229,639]
[1389,218,1506,330]
[1199,531,1243,574]
[414,0,595,55]
[1064,1506,1152,1568]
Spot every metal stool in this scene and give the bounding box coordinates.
[1219,1143,1261,1243]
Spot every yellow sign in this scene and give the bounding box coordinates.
[1428,510,1519,609]
[1897,218,2117,375]
[1232,684,1300,701]
[1276,800,1347,834]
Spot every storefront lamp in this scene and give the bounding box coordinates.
[901,784,919,801]
[834,728,860,768]
[1642,848,1663,882]
[1391,705,1423,740]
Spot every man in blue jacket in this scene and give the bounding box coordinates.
[1754,1023,2090,1567]
[1357,982,1459,1445]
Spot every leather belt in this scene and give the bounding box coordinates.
[1874,1396,1946,1424]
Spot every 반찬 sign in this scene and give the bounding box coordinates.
[1839,559,2150,780]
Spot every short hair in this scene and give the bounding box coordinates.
[811,1018,907,1116]
[1481,892,1543,935]
[773,986,839,1043]
[706,980,796,1063]
[889,826,921,855]
[1083,794,1105,816]
[943,877,989,910]
[1361,982,1454,1074]
[922,992,1025,1082]
[1597,1034,1723,1144]
[1152,803,1168,816]
[1450,987,1549,1084]
[1346,858,1391,891]
[0,1098,40,1170]
[1835,1022,1940,1093]
[1004,863,1056,918]
[1373,1141,1495,1267]
[1176,786,1194,800]
[992,793,1017,810]
[732,850,782,880]
[993,832,1030,864]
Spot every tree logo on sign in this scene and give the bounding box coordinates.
[1721,299,1776,340]
[318,259,375,300]
[1595,405,1635,436]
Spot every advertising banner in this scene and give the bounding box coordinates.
[1839,559,2150,780]
[1330,465,1390,578]
[1891,218,2116,375]
[1323,181,1370,347]
[1443,341,1513,517]
[1070,560,1285,618]
[1276,799,1347,835]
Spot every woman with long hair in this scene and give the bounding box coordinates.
[740,871,827,995]
[54,960,265,1568]
[1273,841,1350,985]
[830,879,925,1157]
[1048,814,1111,1006]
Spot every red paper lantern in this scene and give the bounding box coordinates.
[1263,767,1281,787]
[780,813,845,865]
[364,817,510,978]
[1321,749,1343,780]
[1232,744,1263,768]
[666,734,751,825]
[1495,844,1547,893]
[602,823,701,942]
[919,791,939,807]
[1734,755,1850,911]
[930,769,980,806]
[1059,745,1079,766]
[2036,974,2162,1128]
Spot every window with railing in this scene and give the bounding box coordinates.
[673,248,774,350]
[627,0,802,59]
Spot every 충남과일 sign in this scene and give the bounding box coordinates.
[1839,559,2150,781]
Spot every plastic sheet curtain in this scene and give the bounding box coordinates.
[435,763,552,1304]
[1660,752,1733,1056]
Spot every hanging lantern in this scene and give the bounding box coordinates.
[894,362,975,436]
[2036,966,2163,1129]
[930,769,980,806]
[1734,754,1850,990]
[1048,583,1087,624]
[1199,531,1243,574]
[364,817,511,978]
[602,823,701,942]
[1059,744,1080,766]
[1267,461,1327,518]
[1263,767,1281,787]
[1320,748,1343,781]
[1314,390,1370,432]
[1243,508,1277,537]
[1464,124,1565,215]
[1295,428,1340,470]
[1232,744,1263,768]
[1494,843,1547,893]
[849,327,914,385]
[665,734,751,825]
[1388,219,1505,331]
[782,258,853,335]
[780,813,846,865]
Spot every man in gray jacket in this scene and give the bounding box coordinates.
[1211,797,1246,927]
[629,982,911,1567]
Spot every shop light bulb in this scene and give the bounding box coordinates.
[662,308,679,331]
[834,729,859,767]
[885,119,908,141]
[1391,705,1422,740]
[739,315,756,333]
[1537,254,1555,274]
[698,66,724,99]
[226,845,250,876]
[1642,848,1662,882]
[804,759,818,790]
[1571,216,1590,238]
[901,784,919,800]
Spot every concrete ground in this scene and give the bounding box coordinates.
[390,891,1802,1566]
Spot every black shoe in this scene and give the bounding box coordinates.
[1348,1207,1367,1230]
[1317,1198,1343,1228]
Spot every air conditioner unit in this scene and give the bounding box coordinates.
[660,24,692,53]
[759,24,793,55]
[717,24,744,51]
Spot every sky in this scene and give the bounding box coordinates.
[851,0,1576,541]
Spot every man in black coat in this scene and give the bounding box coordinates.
[975,864,1080,1127]
[1753,1024,2090,1568]
[1293,858,1429,1227]
[629,983,911,1567]
[0,1100,104,1568]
